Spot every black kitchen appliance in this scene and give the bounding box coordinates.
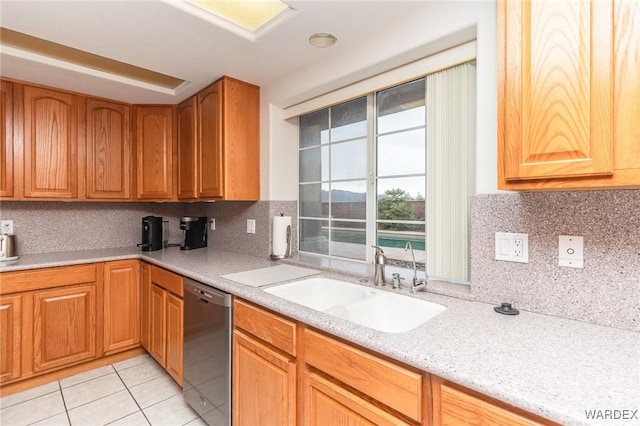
[180,217,208,250]
[138,216,163,251]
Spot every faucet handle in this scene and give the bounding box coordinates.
[391,273,404,289]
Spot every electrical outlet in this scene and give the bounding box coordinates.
[247,219,256,234]
[0,220,14,234]
[495,232,529,263]
[210,218,216,231]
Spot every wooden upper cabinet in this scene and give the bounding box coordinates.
[86,98,131,199]
[498,0,640,190]
[197,81,224,199]
[0,81,14,198]
[23,85,79,198]
[196,76,260,200]
[177,96,197,200]
[135,106,175,200]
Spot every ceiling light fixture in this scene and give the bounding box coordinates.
[309,33,337,48]
[183,0,291,36]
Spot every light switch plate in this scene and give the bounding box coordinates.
[559,235,583,268]
[247,219,256,234]
[495,232,529,263]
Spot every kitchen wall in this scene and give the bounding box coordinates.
[183,200,297,259]
[0,200,296,259]
[0,202,184,254]
[470,190,640,332]
[261,0,497,200]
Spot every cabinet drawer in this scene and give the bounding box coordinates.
[1,264,97,295]
[233,299,296,356]
[304,329,422,422]
[150,265,183,297]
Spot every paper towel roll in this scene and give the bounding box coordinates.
[272,215,292,257]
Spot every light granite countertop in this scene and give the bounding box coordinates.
[1,247,639,426]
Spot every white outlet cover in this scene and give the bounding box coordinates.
[247,219,256,234]
[495,232,529,263]
[559,235,584,268]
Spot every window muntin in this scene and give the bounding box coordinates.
[298,96,368,261]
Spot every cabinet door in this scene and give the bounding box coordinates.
[304,329,423,422]
[435,381,547,426]
[232,330,296,426]
[303,370,411,426]
[165,291,183,386]
[1,80,13,198]
[86,98,131,199]
[0,294,22,383]
[197,80,223,199]
[33,284,97,372]
[177,96,197,200]
[103,260,139,353]
[135,106,174,200]
[148,284,166,365]
[23,85,78,198]
[140,262,151,351]
[221,77,260,201]
[499,0,613,181]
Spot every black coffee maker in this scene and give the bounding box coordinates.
[180,217,208,250]
[138,216,163,251]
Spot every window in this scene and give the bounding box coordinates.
[298,62,475,283]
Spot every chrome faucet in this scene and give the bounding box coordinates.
[372,245,386,286]
[404,242,427,293]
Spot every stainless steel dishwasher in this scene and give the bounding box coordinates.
[183,278,232,426]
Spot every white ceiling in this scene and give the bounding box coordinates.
[0,0,433,105]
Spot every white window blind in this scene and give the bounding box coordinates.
[426,62,475,283]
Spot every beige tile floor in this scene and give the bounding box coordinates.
[0,354,205,426]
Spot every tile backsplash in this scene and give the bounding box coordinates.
[470,191,640,332]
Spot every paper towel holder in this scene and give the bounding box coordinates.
[270,225,292,260]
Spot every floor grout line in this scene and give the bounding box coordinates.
[113,364,152,426]
[2,357,201,426]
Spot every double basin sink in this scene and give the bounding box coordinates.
[265,277,446,333]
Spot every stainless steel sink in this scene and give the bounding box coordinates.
[265,277,446,333]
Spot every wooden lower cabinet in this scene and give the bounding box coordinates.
[233,300,297,426]
[33,283,97,373]
[432,378,556,426]
[148,283,166,363]
[0,294,22,383]
[303,370,412,426]
[303,328,424,424]
[165,292,183,384]
[233,298,557,426]
[141,264,184,386]
[139,261,151,350]
[103,260,139,353]
[233,330,296,426]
